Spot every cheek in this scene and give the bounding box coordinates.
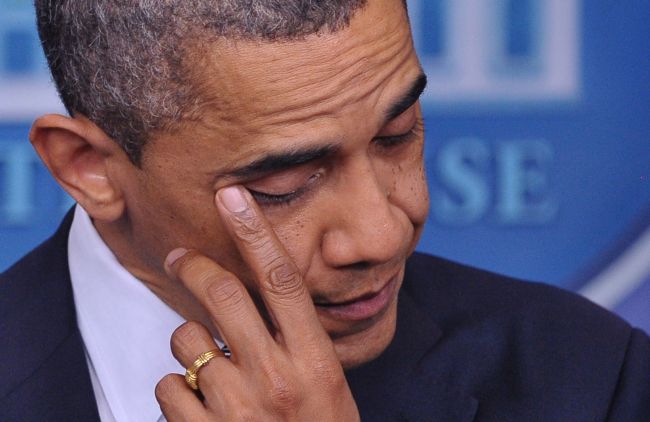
[262,209,321,278]
[124,174,240,273]
[389,155,430,227]
[140,187,214,239]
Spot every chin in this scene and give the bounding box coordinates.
[332,299,398,370]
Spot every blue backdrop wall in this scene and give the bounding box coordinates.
[1,0,649,332]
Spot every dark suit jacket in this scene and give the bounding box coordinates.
[1,213,649,421]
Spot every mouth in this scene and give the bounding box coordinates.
[313,272,400,322]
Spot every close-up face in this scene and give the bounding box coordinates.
[108,0,429,368]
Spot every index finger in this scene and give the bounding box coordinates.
[215,186,331,352]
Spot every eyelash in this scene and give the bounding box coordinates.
[249,123,420,207]
[249,173,322,207]
[374,122,420,149]
[249,188,304,207]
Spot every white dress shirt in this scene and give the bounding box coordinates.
[68,206,186,422]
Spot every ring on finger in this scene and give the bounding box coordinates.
[185,349,221,390]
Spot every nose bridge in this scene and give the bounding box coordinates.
[321,157,406,267]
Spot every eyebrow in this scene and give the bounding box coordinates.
[221,144,340,180]
[384,73,428,124]
[218,73,428,181]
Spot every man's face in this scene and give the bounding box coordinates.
[110,0,429,368]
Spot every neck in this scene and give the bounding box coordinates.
[93,217,219,337]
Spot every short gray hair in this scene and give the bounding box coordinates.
[35,0,368,164]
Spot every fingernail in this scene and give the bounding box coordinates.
[218,186,248,213]
[165,248,188,268]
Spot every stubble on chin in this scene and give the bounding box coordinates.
[332,298,399,370]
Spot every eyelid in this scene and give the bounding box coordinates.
[239,105,421,207]
[244,164,325,207]
[245,160,323,191]
[375,113,422,145]
[378,104,417,137]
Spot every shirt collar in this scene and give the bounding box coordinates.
[68,205,185,422]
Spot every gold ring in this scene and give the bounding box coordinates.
[185,349,221,390]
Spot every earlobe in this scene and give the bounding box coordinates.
[29,114,126,222]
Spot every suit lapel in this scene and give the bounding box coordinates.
[2,212,478,420]
[346,292,478,422]
[1,330,100,421]
[0,209,100,420]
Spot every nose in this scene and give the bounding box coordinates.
[320,160,409,268]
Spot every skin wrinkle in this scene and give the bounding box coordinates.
[181,24,415,178]
[152,5,412,138]
[233,30,410,124]
[32,0,426,371]
[37,0,369,163]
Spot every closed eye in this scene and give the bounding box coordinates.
[246,171,323,208]
[374,127,417,148]
[248,189,303,206]
[374,115,422,150]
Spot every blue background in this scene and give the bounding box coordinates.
[1,0,649,330]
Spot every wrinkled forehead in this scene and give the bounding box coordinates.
[183,0,415,132]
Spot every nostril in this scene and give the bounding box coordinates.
[342,261,373,271]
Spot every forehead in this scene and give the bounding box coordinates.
[148,0,419,166]
[202,1,412,114]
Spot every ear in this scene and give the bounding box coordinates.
[29,114,127,222]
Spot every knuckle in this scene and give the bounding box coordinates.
[264,258,303,298]
[301,354,346,395]
[256,359,302,412]
[323,369,348,394]
[270,389,301,413]
[175,253,209,283]
[265,372,301,411]
[229,409,257,422]
[205,276,247,312]
[231,214,270,249]
[193,266,226,288]
[172,253,249,318]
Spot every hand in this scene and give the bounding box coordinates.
[155,186,360,421]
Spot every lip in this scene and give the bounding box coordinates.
[314,273,399,322]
